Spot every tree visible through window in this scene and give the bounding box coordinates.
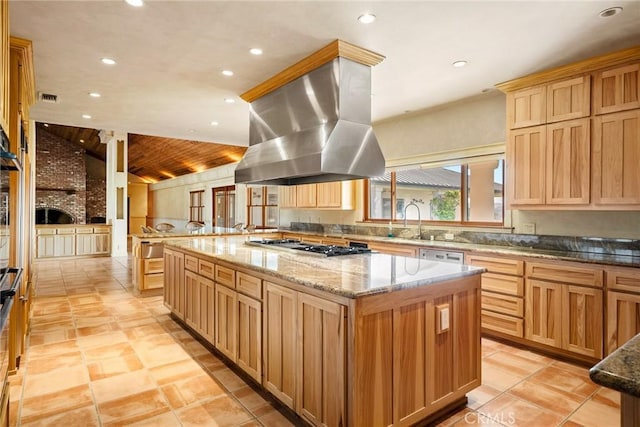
[366,158,504,225]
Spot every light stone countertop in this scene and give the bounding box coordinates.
[164,236,484,298]
[590,333,640,397]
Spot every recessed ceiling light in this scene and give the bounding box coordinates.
[222,70,234,76]
[125,0,144,6]
[101,57,116,65]
[89,92,101,98]
[43,123,49,127]
[358,13,376,24]
[224,98,235,104]
[452,60,468,68]
[599,6,623,18]
[249,48,263,56]
[79,139,85,143]
[210,121,219,126]
[82,114,92,119]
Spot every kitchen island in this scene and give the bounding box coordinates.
[163,236,483,427]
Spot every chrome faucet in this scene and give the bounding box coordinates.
[403,199,423,239]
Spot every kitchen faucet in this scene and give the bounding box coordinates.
[403,199,423,239]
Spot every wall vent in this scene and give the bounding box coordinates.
[37,92,59,103]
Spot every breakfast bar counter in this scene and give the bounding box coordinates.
[163,236,483,427]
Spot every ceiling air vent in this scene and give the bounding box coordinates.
[37,92,59,103]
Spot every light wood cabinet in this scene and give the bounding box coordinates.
[163,248,185,317]
[507,125,546,206]
[367,242,418,257]
[316,181,342,208]
[593,109,640,205]
[296,293,346,427]
[562,285,603,358]
[546,75,590,123]
[279,186,297,208]
[593,63,640,115]
[296,184,317,208]
[36,226,111,258]
[54,234,75,257]
[607,291,640,355]
[36,235,55,258]
[0,0,9,132]
[237,294,262,382]
[184,270,200,331]
[525,279,562,347]
[546,118,590,205]
[214,283,237,362]
[75,234,94,256]
[507,86,546,129]
[263,281,297,409]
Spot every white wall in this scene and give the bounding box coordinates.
[148,163,246,232]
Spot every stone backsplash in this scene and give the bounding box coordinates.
[288,222,640,258]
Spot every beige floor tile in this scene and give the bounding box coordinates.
[20,404,100,427]
[88,353,144,381]
[22,365,89,398]
[507,379,585,417]
[566,395,621,426]
[131,335,191,368]
[527,365,598,399]
[20,384,94,424]
[25,350,84,375]
[481,358,527,391]
[83,341,137,362]
[76,330,129,349]
[91,369,157,403]
[176,395,253,427]
[592,387,620,408]
[256,405,297,427]
[234,385,272,413]
[466,384,502,410]
[98,389,171,425]
[213,367,251,392]
[480,393,565,426]
[122,410,182,426]
[148,358,205,386]
[161,373,226,409]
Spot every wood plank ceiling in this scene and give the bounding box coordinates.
[36,123,247,183]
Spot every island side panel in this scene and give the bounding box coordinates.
[352,274,481,427]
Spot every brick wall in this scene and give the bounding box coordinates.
[86,174,106,222]
[35,129,87,224]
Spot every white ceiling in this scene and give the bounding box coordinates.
[9,1,640,147]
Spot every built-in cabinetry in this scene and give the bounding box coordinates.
[466,254,525,338]
[498,47,640,209]
[605,266,640,356]
[0,0,8,132]
[278,181,355,209]
[35,225,111,258]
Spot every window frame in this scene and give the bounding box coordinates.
[364,158,504,226]
[188,190,205,223]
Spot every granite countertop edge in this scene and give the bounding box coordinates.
[590,334,640,397]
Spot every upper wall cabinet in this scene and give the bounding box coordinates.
[497,46,640,210]
[278,181,355,210]
[0,0,9,132]
[593,63,640,115]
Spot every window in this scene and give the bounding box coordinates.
[212,186,236,228]
[366,157,504,225]
[247,186,279,228]
[189,190,204,223]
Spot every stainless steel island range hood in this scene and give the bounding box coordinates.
[235,40,386,186]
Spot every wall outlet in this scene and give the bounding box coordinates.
[522,223,536,234]
[444,233,454,240]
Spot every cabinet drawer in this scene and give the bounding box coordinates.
[143,273,164,290]
[93,226,111,234]
[481,273,524,296]
[236,272,262,299]
[322,238,348,246]
[75,227,94,234]
[57,228,76,235]
[36,228,56,235]
[482,291,523,317]
[526,261,603,287]
[481,310,524,338]
[466,254,524,276]
[606,267,640,292]
[197,259,215,280]
[144,258,164,274]
[214,264,236,288]
[185,255,199,272]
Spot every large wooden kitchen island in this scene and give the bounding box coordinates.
[163,237,483,427]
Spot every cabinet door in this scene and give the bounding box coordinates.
[316,182,342,208]
[546,118,590,205]
[507,126,546,206]
[54,235,75,257]
[184,270,200,331]
[75,234,93,256]
[296,293,346,427]
[93,234,110,254]
[507,86,546,129]
[296,184,317,208]
[198,275,215,344]
[367,242,418,258]
[237,294,262,382]
[562,285,603,358]
[36,235,55,258]
[546,75,590,123]
[606,291,640,355]
[593,63,640,115]
[525,280,562,347]
[278,186,297,208]
[214,283,237,362]
[163,249,184,317]
[592,110,640,205]
[263,282,297,409]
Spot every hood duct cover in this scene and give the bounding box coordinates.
[235,55,385,185]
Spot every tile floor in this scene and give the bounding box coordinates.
[8,256,620,426]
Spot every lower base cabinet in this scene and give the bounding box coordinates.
[607,291,640,354]
[214,284,237,362]
[184,270,215,344]
[237,294,262,382]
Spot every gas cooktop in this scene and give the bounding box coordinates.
[245,239,372,257]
